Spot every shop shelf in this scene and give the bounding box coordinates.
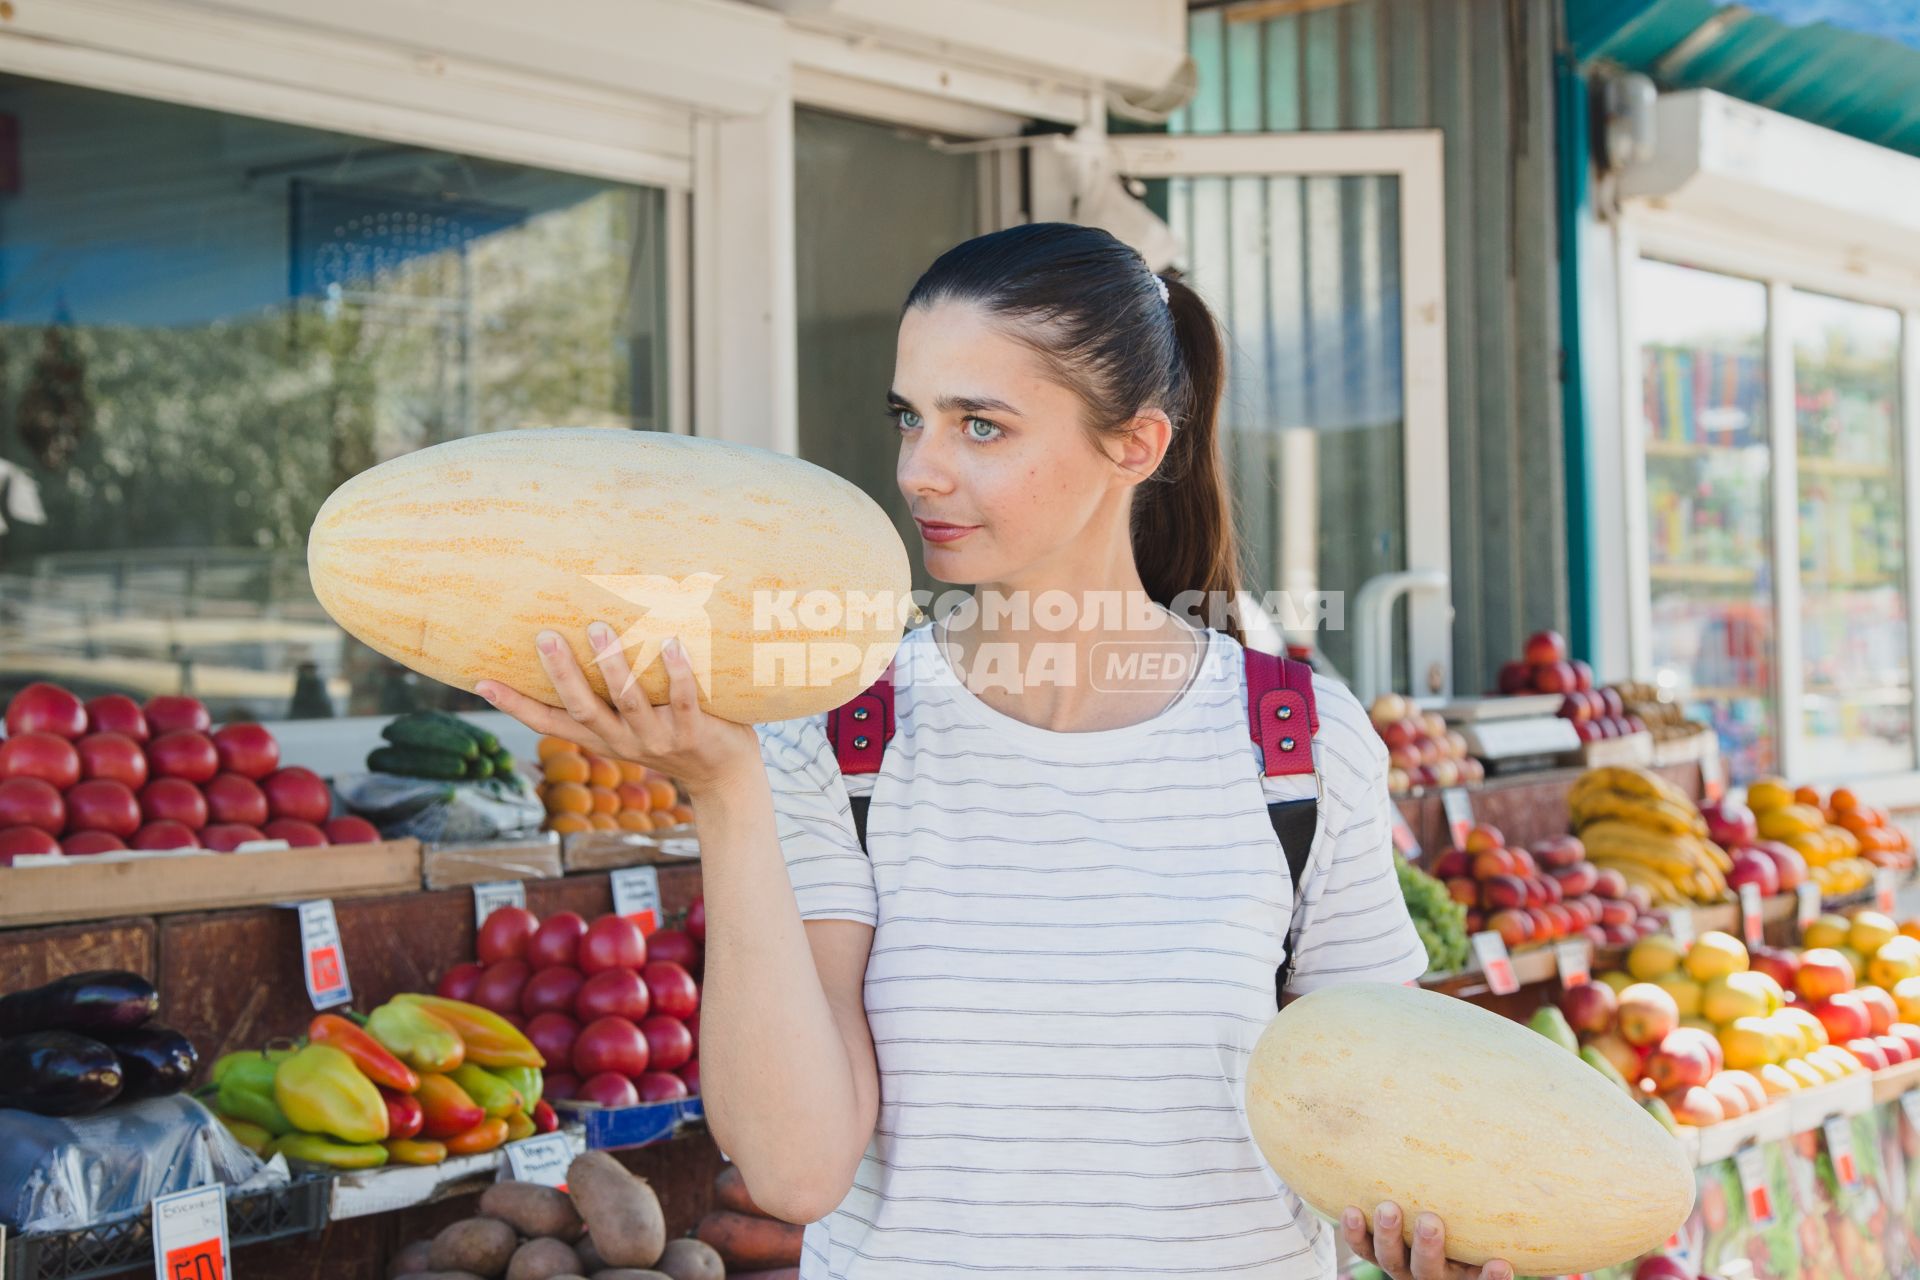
[1799,455,1897,480]
[1648,562,1762,587]
[329,1128,589,1220]
[4,1176,327,1280]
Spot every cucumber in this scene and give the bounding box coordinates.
[368,746,470,780]
[489,751,517,777]
[381,715,478,759]
[424,710,501,756]
[464,756,495,780]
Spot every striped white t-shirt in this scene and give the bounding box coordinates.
[755,621,1426,1278]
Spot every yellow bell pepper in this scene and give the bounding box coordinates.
[273,1043,389,1144]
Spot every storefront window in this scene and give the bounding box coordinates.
[793,109,980,600]
[1637,259,1775,781]
[1792,291,1913,778]
[0,75,670,721]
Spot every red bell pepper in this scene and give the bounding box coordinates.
[414,1072,486,1139]
[379,1086,424,1141]
[532,1099,558,1134]
[309,1012,421,1093]
[443,1115,509,1156]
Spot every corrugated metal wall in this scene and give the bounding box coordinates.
[1179,0,1567,695]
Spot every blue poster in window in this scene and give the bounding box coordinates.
[288,180,526,299]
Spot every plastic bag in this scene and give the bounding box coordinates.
[332,771,545,844]
[0,1094,286,1233]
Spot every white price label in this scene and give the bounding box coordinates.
[502,1133,573,1189]
[1876,868,1900,915]
[1667,907,1695,949]
[473,880,527,927]
[1738,882,1765,949]
[1389,809,1419,858]
[1734,1144,1774,1226]
[151,1185,229,1280]
[610,866,663,936]
[1440,787,1473,850]
[296,900,351,1010]
[1824,1116,1860,1188]
[1797,882,1822,933]
[1470,931,1519,996]
[1555,938,1592,988]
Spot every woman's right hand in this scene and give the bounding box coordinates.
[473,621,762,796]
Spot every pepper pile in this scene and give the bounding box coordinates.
[206,995,556,1170]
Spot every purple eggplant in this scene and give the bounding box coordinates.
[0,1031,125,1114]
[0,970,157,1037]
[102,1024,199,1100]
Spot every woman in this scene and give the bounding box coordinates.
[476,223,1510,1280]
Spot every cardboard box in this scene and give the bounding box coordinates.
[563,826,700,872]
[421,835,564,889]
[0,840,422,927]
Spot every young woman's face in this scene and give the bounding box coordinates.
[891,300,1155,586]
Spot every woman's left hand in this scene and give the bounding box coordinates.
[1341,1202,1512,1280]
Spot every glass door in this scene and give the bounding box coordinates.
[1110,133,1452,696]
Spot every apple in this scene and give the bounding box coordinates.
[147,731,219,784]
[1550,863,1599,898]
[1523,876,1549,909]
[1559,980,1618,1035]
[643,961,700,1020]
[139,778,208,830]
[131,820,199,851]
[260,818,327,847]
[1665,1025,1724,1075]
[1816,993,1874,1045]
[262,767,331,824]
[1574,720,1603,744]
[64,779,139,837]
[1543,904,1576,938]
[573,1016,649,1077]
[7,683,87,740]
[579,915,648,975]
[1464,825,1506,854]
[1589,1031,1642,1082]
[1750,840,1808,891]
[1473,849,1519,880]
[1798,948,1857,1002]
[1558,694,1591,722]
[1876,1033,1913,1066]
[527,912,590,971]
[0,825,62,863]
[76,733,147,790]
[521,966,587,1017]
[84,694,149,742]
[1429,849,1471,880]
[477,906,540,965]
[639,1015,694,1072]
[1748,946,1801,993]
[1701,798,1758,850]
[1647,1038,1715,1093]
[1526,907,1557,942]
[1846,1038,1891,1073]
[1891,1022,1920,1062]
[0,732,81,789]
[1509,847,1539,877]
[1602,922,1639,948]
[1445,877,1477,907]
[472,960,531,1017]
[142,695,210,737]
[647,929,702,973]
[323,815,381,845]
[525,1011,579,1069]
[1592,867,1628,900]
[1524,629,1568,666]
[1617,983,1681,1048]
[1665,1084,1725,1127]
[575,968,651,1023]
[200,823,266,852]
[1634,1256,1694,1280]
[1382,719,1416,750]
[1535,661,1578,694]
[1488,909,1531,949]
[210,723,279,780]
[1726,850,1780,897]
[436,962,484,1001]
[1532,836,1585,870]
[637,1070,689,1102]
[1496,661,1532,695]
[575,1071,640,1109]
[1480,874,1529,912]
[1857,985,1899,1037]
[60,830,126,856]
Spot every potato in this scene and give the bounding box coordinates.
[429,1217,518,1278]
[656,1239,725,1280]
[506,1238,582,1280]
[591,1272,673,1280]
[482,1182,586,1241]
[410,1273,488,1280]
[573,1237,605,1273]
[390,1240,436,1277]
[695,1211,804,1270]
[567,1152,666,1268]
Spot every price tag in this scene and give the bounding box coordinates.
[1824,1115,1860,1188]
[1738,882,1765,949]
[151,1185,228,1280]
[1876,868,1900,916]
[610,867,662,936]
[1668,907,1695,949]
[1797,882,1822,933]
[473,880,527,927]
[1440,788,1474,851]
[1701,738,1725,804]
[1901,1091,1920,1132]
[1471,931,1519,996]
[1555,938,1592,988]
[1734,1144,1773,1225]
[1389,809,1419,857]
[502,1133,573,1189]
[296,900,351,1010]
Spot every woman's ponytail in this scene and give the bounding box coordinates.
[1133,276,1244,646]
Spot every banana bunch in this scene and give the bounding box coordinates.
[1569,767,1731,905]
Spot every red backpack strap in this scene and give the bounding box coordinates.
[827,667,896,776]
[1244,647,1317,777]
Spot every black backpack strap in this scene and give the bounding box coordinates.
[1269,799,1318,1004]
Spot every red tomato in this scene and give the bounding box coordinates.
[642,961,699,1020]
[60,830,127,856]
[7,683,86,740]
[84,695,149,742]
[143,695,210,737]
[139,778,208,830]
[477,906,540,965]
[262,767,330,824]
[64,779,139,837]
[211,723,280,780]
[579,915,647,974]
[201,823,266,852]
[146,732,219,784]
[204,774,269,827]
[77,733,148,790]
[0,825,61,863]
[0,733,80,789]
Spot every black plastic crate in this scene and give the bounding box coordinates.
[5,1176,327,1280]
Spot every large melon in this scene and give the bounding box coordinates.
[307,428,913,724]
[1245,983,1693,1274]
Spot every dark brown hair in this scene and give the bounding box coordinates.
[902,223,1244,643]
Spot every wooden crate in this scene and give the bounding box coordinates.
[420,835,563,889]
